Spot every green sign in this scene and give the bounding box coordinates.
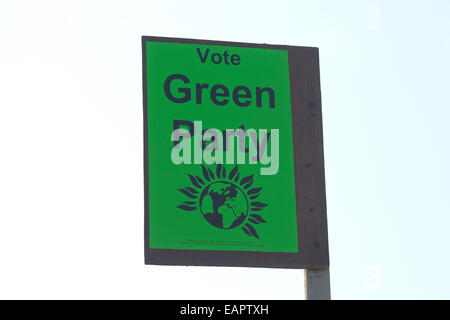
[143,36,329,269]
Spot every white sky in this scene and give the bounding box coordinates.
[1,0,449,299]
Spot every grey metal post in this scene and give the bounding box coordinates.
[304,269,331,300]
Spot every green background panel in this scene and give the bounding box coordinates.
[146,41,298,252]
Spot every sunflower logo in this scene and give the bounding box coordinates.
[177,164,268,239]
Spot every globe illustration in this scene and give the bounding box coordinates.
[199,181,249,229]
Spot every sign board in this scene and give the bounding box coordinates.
[142,36,328,269]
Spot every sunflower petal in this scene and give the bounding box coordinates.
[250,214,266,223]
[185,187,198,194]
[247,187,262,195]
[179,188,197,199]
[188,174,201,188]
[201,165,210,181]
[177,205,197,211]
[251,202,267,208]
[245,223,259,239]
[216,164,223,179]
[242,226,252,237]
[240,174,254,186]
[195,175,204,186]
[229,166,238,180]
[208,168,215,179]
[243,180,254,189]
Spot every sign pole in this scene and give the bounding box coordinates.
[304,269,331,300]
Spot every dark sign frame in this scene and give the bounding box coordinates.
[142,36,329,269]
